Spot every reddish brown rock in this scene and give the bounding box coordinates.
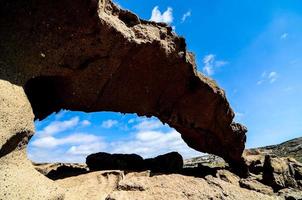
[0,0,246,166]
[0,0,248,198]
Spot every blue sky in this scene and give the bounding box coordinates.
[28,0,302,163]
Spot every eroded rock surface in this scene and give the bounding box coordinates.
[56,170,279,200]
[34,163,88,180]
[0,0,248,199]
[0,0,246,165]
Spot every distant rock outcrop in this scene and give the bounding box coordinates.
[251,137,302,163]
[86,152,183,173]
[86,152,144,171]
[184,136,302,197]
[143,152,184,173]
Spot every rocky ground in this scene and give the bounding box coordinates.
[32,137,302,200]
[252,137,302,163]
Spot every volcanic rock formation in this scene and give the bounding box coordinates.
[0,0,247,199]
[86,152,145,171]
[86,152,184,173]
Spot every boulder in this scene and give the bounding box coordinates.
[262,155,298,191]
[243,149,265,175]
[86,152,144,171]
[239,178,274,195]
[144,152,183,173]
[216,169,240,186]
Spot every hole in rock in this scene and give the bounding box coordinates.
[27,111,229,179]
[25,76,65,120]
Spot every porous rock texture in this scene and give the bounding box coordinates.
[56,170,279,200]
[0,0,247,199]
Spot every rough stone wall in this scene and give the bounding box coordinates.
[0,0,247,198]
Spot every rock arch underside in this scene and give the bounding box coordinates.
[0,0,248,199]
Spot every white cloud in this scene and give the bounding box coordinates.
[110,130,200,159]
[54,110,67,120]
[113,1,122,9]
[257,71,278,85]
[181,11,191,23]
[133,118,164,131]
[257,80,263,85]
[67,142,106,156]
[29,116,201,163]
[280,33,288,40]
[268,71,278,83]
[31,133,102,149]
[150,6,173,24]
[234,112,244,121]
[81,120,91,127]
[101,119,118,128]
[202,54,228,76]
[36,117,79,137]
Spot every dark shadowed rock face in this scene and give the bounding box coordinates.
[144,152,183,173]
[86,152,144,171]
[46,165,88,180]
[0,0,248,198]
[86,152,183,173]
[34,163,88,180]
[0,0,247,168]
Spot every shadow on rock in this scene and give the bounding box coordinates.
[86,152,183,174]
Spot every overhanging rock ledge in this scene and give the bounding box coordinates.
[0,0,247,198]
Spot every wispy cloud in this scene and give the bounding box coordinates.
[31,133,103,149]
[81,120,91,127]
[181,11,191,23]
[110,117,200,158]
[67,141,106,156]
[280,33,288,40]
[234,112,244,121]
[268,71,278,83]
[101,119,118,129]
[257,71,278,85]
[133,118,164,131]
[36,117,80,137]
[202,54,228,76]
[110,129,200,159]
[150,6,173,24]
[29,115,201,163]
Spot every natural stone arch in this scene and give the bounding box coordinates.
[0,0,247,198]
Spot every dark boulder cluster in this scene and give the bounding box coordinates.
[86,153,144,171]
[86,152,183,173]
